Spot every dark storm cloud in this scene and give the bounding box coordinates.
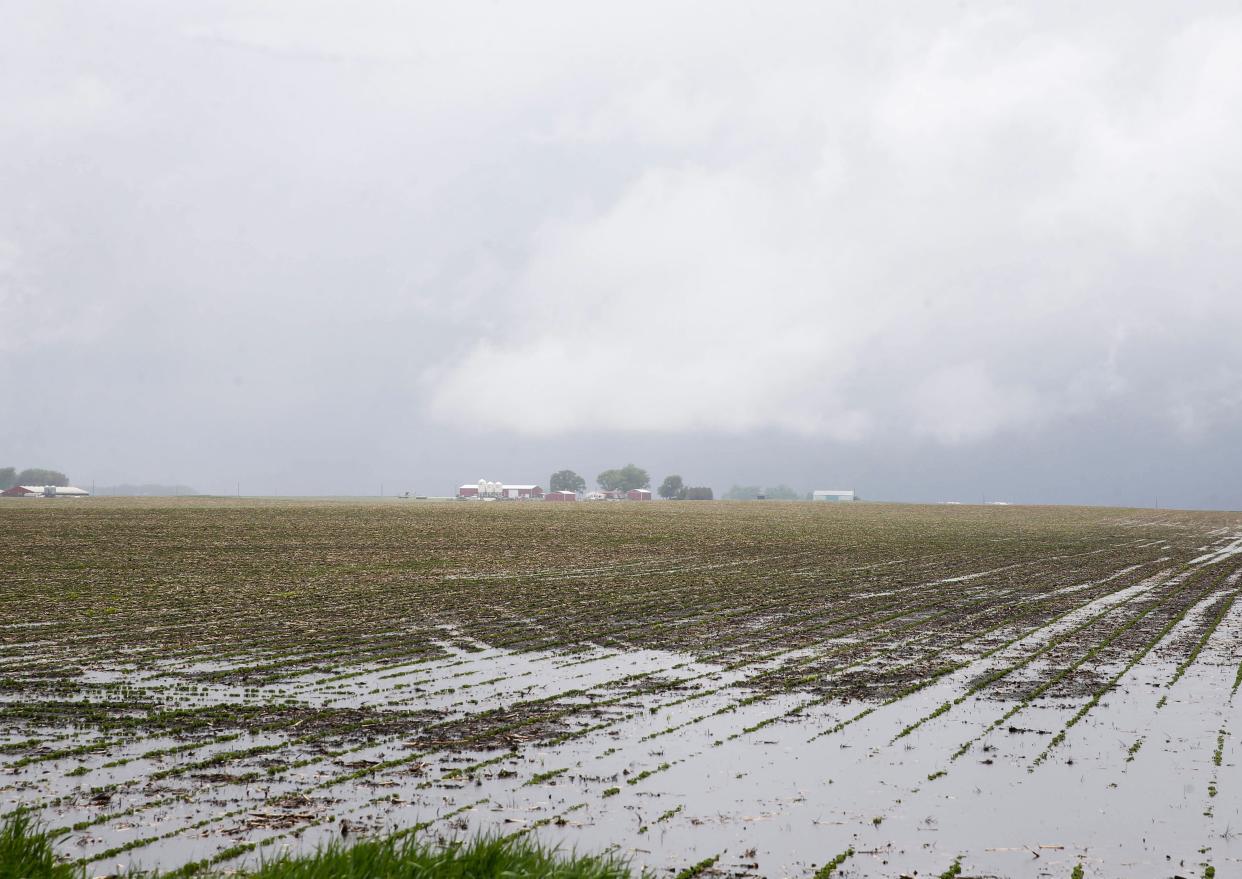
[2,2,1241,506]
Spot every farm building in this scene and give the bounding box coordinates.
[812,489,856,502]
[583,489,644,501]
[1,485,90,498]
[457,480,543,500]
[503,485,543,499]
[545,490,577,502]
[0,484,39,499]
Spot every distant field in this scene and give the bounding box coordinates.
[3,498,1241,877]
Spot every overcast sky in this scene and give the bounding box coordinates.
[3,2,1241,507]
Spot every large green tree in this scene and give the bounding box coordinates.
[0,467,15,490]
[16,468,68,487]
[764,484,800,500]
[597,464,650,492]
[657,475,684,499]
[724,484,762,500]
[550,470,586,493]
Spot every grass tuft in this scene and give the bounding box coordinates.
[0,811,79,879]
[671,853,719,879]
[938,857,963,879]
[811,847,854,879]
[232,834,634,879]
[0,811,633,879]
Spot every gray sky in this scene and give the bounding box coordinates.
[3,2,1241,507]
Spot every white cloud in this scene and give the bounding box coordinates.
[0,239,109,354]
[427,5,1242,443]
[426,163,881,439]
[0,75,119,132]
[4,0,1242,488]
[909,362,1042,445]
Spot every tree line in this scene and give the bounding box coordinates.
[547,466,813,501]
[722,484,802,500]
[549,465,713,499]
[0,468,69,490]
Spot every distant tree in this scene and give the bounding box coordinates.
[550,470,586,493]
[94,484,199,497]
[683,486,714,500]
[597,464,650,492]
[724,485,762,500]
[763,485,800,500]
[657,475,684,500]
[16,468,68,487]
[0,467,15,490]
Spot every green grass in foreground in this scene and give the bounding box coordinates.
[0,812,77,879]
[0,812,635,879]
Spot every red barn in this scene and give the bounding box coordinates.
[626,489,652,500]
[1,485,89,498]
[1,485,40,497]
[457,484,479,498]
[545,490,577,502]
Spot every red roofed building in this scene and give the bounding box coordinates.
[1,485,90,498]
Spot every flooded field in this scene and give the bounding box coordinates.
[3,498,1241,877]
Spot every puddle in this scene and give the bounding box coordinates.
[3,511,1242,878]
[3,587,1239,879]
